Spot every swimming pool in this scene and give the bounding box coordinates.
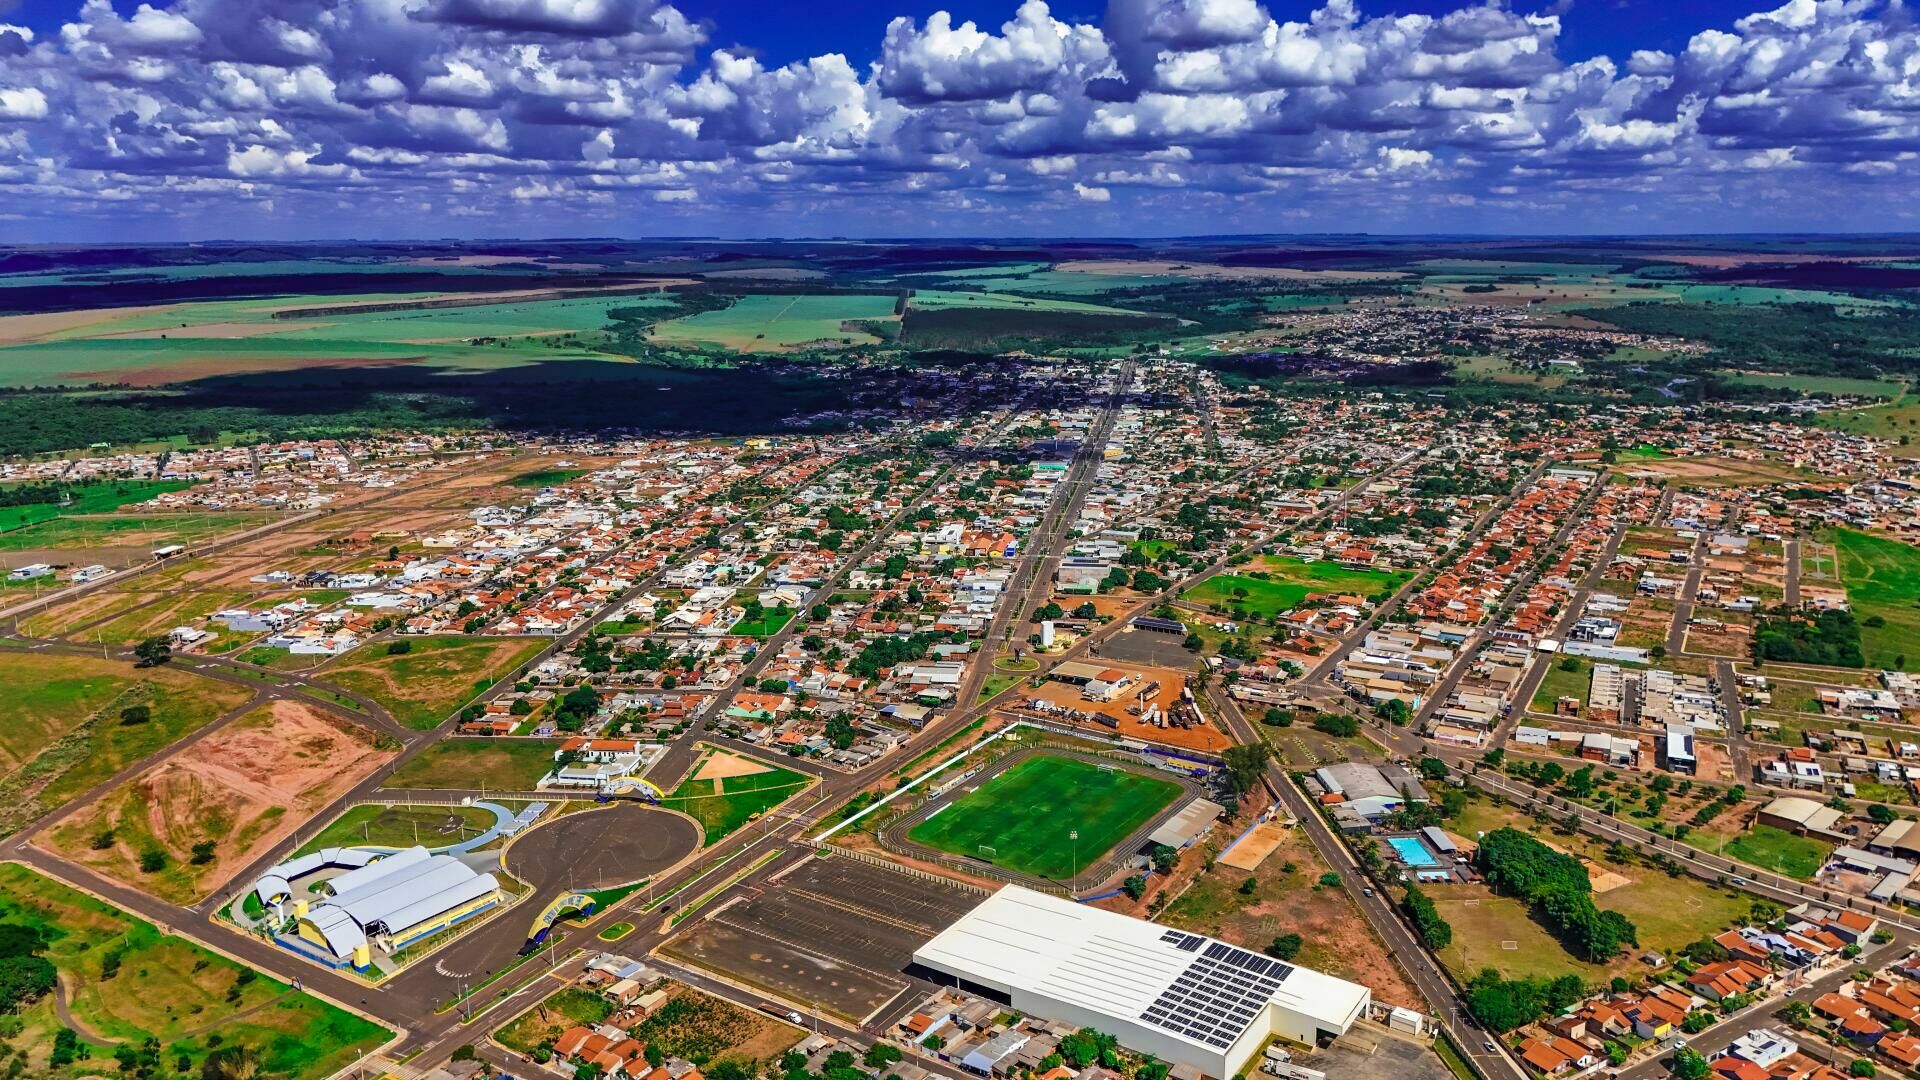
[1387,836,1441,868]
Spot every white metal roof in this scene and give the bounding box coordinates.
[295,846,498,957]
[913,886,1368,1051]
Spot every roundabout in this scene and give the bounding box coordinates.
[505,801,702,892]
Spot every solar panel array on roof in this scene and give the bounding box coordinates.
[1138,943,1294,1050]
[1158,929,1205,952]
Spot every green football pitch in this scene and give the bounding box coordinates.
[907,754,1184,879]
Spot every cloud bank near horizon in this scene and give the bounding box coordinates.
[1,0,1918,239]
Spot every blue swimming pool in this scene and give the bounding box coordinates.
[1387,836,1441,868]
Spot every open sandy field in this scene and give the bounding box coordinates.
[95,321,318,341]
[0,305,175,345]
[692,748,773,783]
[1618,455,1832,487]
[1217,821,1287,871]
[42,700,396,904]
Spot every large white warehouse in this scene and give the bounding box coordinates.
[913,886,1369,1079]
[265,846,502,970]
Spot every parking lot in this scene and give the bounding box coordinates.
[1296,1024,1452,1080]
[661,854,983,1024]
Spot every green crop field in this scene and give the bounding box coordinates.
[650,294,900,351]
[0,479,191,532]
[907,290,1148,315]
[660,756,812,845]
[1184,557,1411,617]
[320,634,547,729]
[907,754,1182,879]
[1725,373,1906,399]
[0,292,675,386]
[1829,528,1920,669]
[0,863,389,1079]
[380,738,564,790]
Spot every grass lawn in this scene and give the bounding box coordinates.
[0,479,191,533]
[381,738,563,790]
[320,635,547,729]
[1185,557,1410,617]
[729,606,795,638]
[598,922,635,941]
[907,754,1182,879]
[1830,528,1920,669]
[0,863,389,1078]
[977,673,1019,703]
[0,654,253,836]
[507,467,589,488]
[1721,824,1832,880]
[660,758,812,846]
[295,803,498,854]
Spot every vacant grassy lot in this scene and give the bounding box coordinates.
[1442,797,1757,980]
[381,738,563,790]
[1725,373,1906,399]
[629,984,800,1066]
[1185,557,1409,617]
[729,606,795,637]
[1830,528,1920,669]
[0,479,190,532]
[1160,816,1422,1007]
[507,467,589,488]
[45,701,396,904]
[0,653,253,836]
[496,986,613,1054]
[1721,824,1832,880]
[661,759,812,846]
[907,754,1182,879]
[1531,657,1591,714]
[0,511,265,551]
[320,635,546,729]
[0,863,389,1078]
[296,803,498,853]
[87,587,252,647]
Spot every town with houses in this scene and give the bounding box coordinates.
[13,347,1920,1080]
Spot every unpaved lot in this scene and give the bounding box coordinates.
[42,700,395,904]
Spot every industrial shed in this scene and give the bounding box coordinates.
[913,885,1368,1079]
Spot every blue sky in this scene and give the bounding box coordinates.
[0,0,1915,240]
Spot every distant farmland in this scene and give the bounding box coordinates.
[648,294,901,351]
[0,292,673,387]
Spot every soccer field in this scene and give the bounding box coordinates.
[907,754,1183,879]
